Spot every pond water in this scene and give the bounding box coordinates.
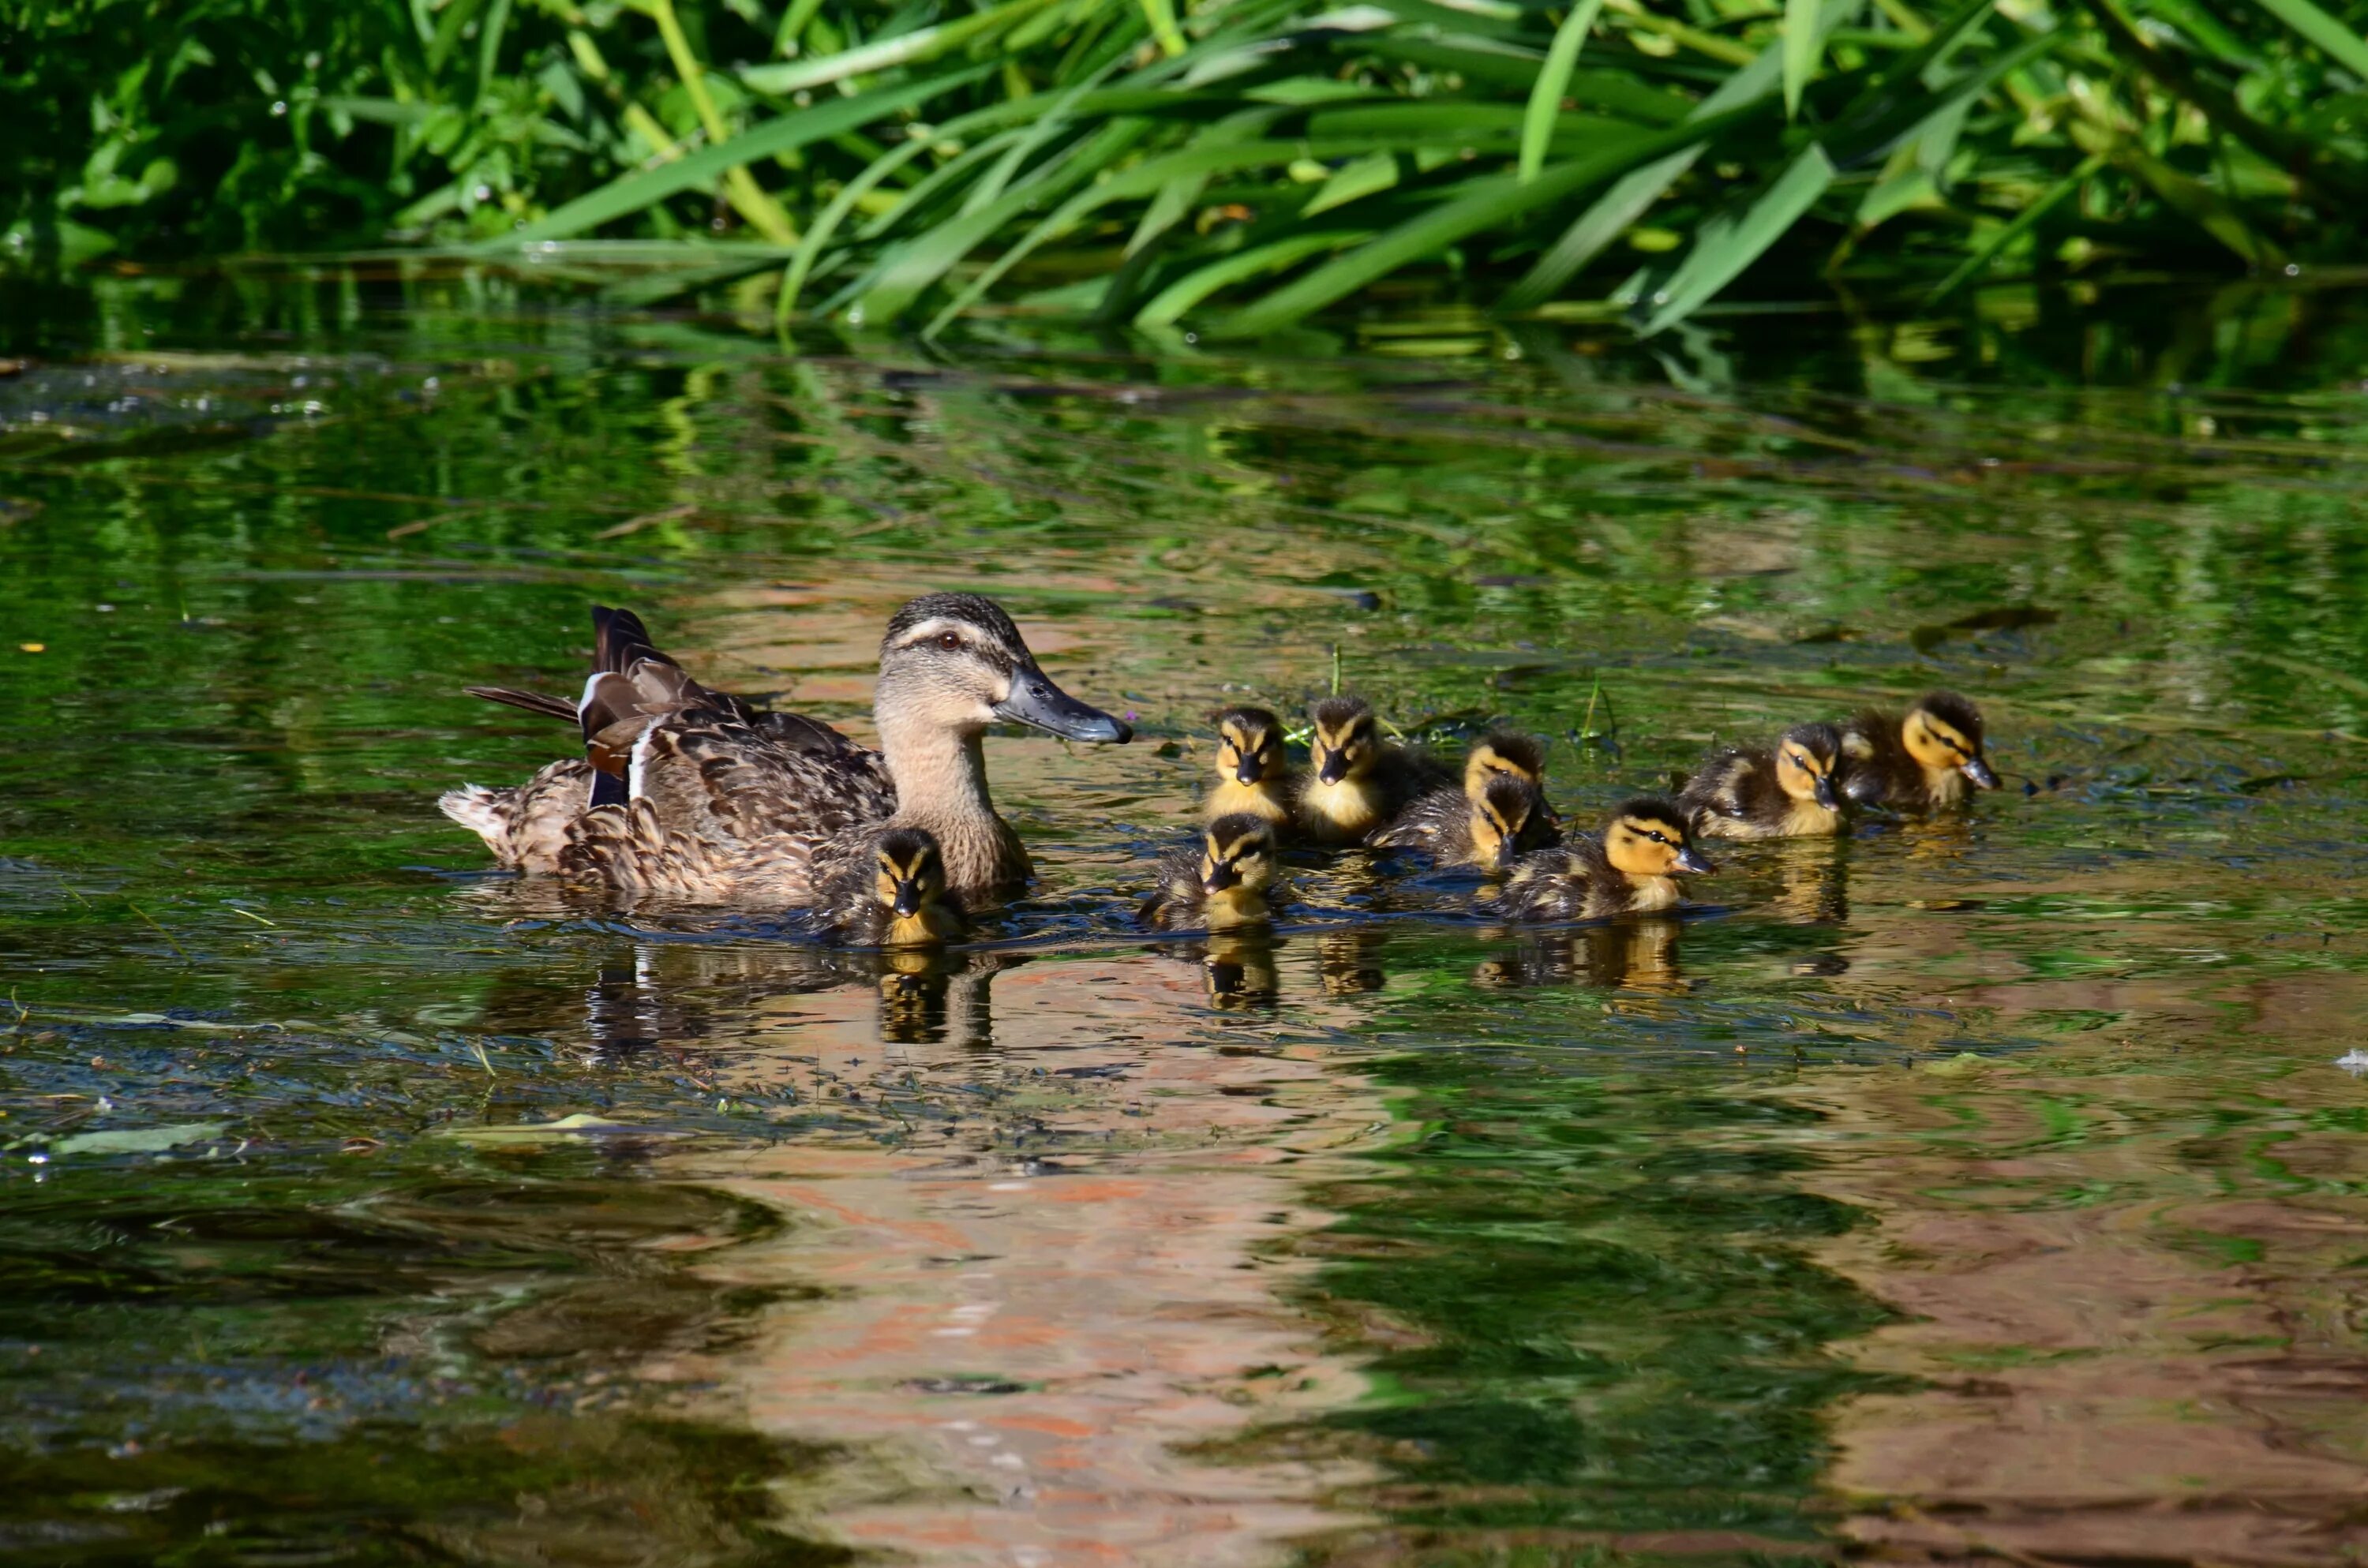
[3,271,2367,1566]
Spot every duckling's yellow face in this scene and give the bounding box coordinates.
[1312,713,1378,786]
[1463,739,1542,798]
[1904,707,1996,787]
[874,840,950,926]
[1604,810,1714,879]
[1467,779,1540,871]
[1774,735,1840,808]
[1200,822,1279,898]
[1216,714,1283,788]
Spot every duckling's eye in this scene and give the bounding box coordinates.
[935,631,963,652]
[1647,830,1669,844]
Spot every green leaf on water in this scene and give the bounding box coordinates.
[50,1121,227,1157]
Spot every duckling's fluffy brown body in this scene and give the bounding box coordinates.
[1370,732,1557,867]
[1139,814,1281,931]
[441,595,1127,907]
[1839,691,1999,812]
[1293,695,1451,845]
[1496,796,1713,923]
[1204,706,1294,829]
[825,826,967,947]
[1680,722,1847,840]
[1371,773,1558,870]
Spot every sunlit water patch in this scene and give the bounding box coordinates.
[2,271,2366,1564]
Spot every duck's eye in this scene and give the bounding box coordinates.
[935,631,963,652]
[1647,830,1669,844]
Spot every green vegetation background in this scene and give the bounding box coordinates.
[6,0,2365,333]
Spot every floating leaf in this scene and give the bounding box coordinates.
[50,1122,227,1157]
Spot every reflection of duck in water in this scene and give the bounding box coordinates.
[1316,926,1388,996]
[1477,919,1685,993]
[1200,930,1281,1010]
[1839,690,1999,811]
[440,595,1130,906]
[875,950,1022,1047]
[1495,797,1714,922]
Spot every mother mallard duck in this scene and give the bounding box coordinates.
[440,593,1131,904]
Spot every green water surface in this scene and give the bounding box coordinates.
[3,271,2366,1566]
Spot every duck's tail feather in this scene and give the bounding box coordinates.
[465,684,580,722]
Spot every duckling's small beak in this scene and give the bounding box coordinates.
[1235,754,1264,786]
[1202,859,1242,895]
[892,880,924,917]
[1961,755,1999,789]
[993,664,1131,743]
[1675,844,1715,876]
[1491,835,1519,871]
[1316,748,1349,785]
[1812,773,1841,810]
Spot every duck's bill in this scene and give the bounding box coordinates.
[1675,846,1716,875]
[1961,756,2000,789]
[995,670,1133,743]
[1316,751,1350,785]
[1812,775,1842,810]
[1235,756,1264,785]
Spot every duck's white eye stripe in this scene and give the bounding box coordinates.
[892,617,967,649]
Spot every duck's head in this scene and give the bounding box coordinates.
[1214,706,1285,788]
[1201,814,1280,899]
[1469,773,1547,872]
[876,593,1132,743]
[871,827,961,939]
[1309,696,1379,786]
[1603,797,1715,878]
[1465,731,1547,799]
[1902,690,1997,789]
[1774,721,1845,810]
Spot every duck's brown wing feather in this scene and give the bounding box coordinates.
[1369,785,1467,854]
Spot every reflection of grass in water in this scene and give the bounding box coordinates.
[0,1157,832,1561]
[0,1417,847,1566]
[1218,952,1895,1544]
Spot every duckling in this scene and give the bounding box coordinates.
[1371,731,1560,867]
[1679,721,1849,839]
[829,827,967,947]
[1139,814,1282,931]
[1495,796,1714,922]
[1293,696,1451,846]
[1838,690,1999,811]
[1205,706,1293,829]
[443,593,1131,904]
[1372,772,1558,872]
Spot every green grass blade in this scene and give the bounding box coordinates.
[1212,102,1768,338]
[1924,150,2102,303]
[1785,0,1825,115]
[777,137,932,324]
[1304,149,1401,215]
[1639,142,1835,335]
[741,0,1062,95]
[1522,0,1610,183]
[1140,0,1189,56]
[1503,40,1784,309]
[859,119,1152,326]
[2245,0,2368,77]
[475,0,512,106]
[1135,231,1373,324]
[482,67,993,249]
